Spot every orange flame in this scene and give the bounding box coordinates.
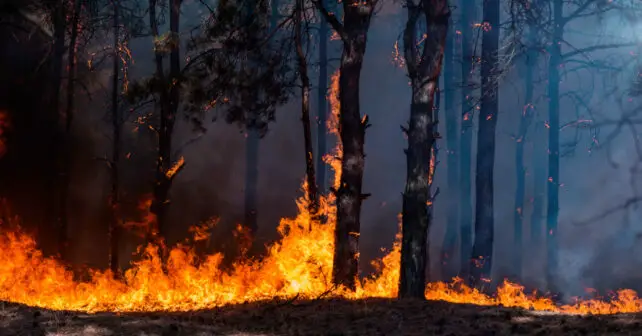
[0,69,641,315]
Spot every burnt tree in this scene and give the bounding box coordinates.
[148,0,184,246]
[399,0,450,298]
[313,0,376,290]
[293,0,319,216]
[440,9,458,279]
[458,0,477,280]
[469,0,498,288]
[109,0,121,276]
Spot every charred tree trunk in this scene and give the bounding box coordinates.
[458,0,476,281]
[512,17,538,282]
[294,0,319,217]
[47,0,66,258]
[317,0,328,196]
[313,0,375,291]
[546,0,562,293]
[399,0,449,299]
[59,0,82,260]
[332,39,368,290]
[109,0,121,276]
[469,0,498,288]
[149,0,182,246]
[242,1,264,238]
[440,14,458,280]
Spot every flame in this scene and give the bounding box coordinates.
[0,70,641,316]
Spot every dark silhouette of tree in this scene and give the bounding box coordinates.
[293,0,319,218]
[109,0,121,276]
[58,0,82,262]
[316,0,329,196]
[458,0,478,281]
[511,0,541,282]
[469,0,499,289]
[312,0,377,291]
[398,0,450,298]
[440,7,458,280]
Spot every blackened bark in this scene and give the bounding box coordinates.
[512,19,538,282]
[333,39,368,290]
[294,0,319,217]
[546,0,562,293]
[458,0,476,281]
[59,0,82,260]
[314,0,374,292]
[440,14,458,280]
[469,0,498,288]
[149,0,182,246]
[48,0,66,258]
[317,0,328,195]
[399,0,449,299]
[109,0,121,276]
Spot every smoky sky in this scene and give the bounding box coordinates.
[29,0,642,297]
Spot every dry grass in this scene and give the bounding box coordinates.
[1,298,642,335]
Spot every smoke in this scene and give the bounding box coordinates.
[3,0,642,301]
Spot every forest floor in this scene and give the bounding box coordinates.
[1,298,641,336]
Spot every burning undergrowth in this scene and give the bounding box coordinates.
[0,70,641,316]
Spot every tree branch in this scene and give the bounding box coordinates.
[311,0,346,42]
[562,42,639,60]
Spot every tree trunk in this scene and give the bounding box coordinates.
[317,0,328,196]
[469,0,498,288]
[399,0,449,299]
[294,0,319,217]
[512,18,538,282]
[440,14,458,280]
[59,0,82,260]
[149,0,181,246]
[546,0,562,293]
[332,38,368,290]
[47,0,66,258]
[314,0,374,292]
[109,0,121,276]
[458,0,476,281]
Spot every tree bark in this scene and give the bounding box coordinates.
[46,0,66,258]
[399,0,449,299]
[546,0,562,293]
[469,0,498,288]
[313,0,374,292]
[109,0,121,276]
[458,0,476,281]
[317,0,328,196]
[440,13,458,280]
[59,0,82,260]
[294,0,319,218]
[149,0,182,247]
[512,15,538,282]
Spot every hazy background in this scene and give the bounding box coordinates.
[3,0,642,298]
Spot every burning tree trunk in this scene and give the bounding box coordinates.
[109,0,121,275]
[294,0,319,216]
[458,0,476,281]
[149,0,184,246]
[470,0,499,288]
[313,0,375,291]
[440,13,458,280]
[398,0,449,299]
[546,0,562,293]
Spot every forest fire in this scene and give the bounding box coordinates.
[0,71,638,317]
